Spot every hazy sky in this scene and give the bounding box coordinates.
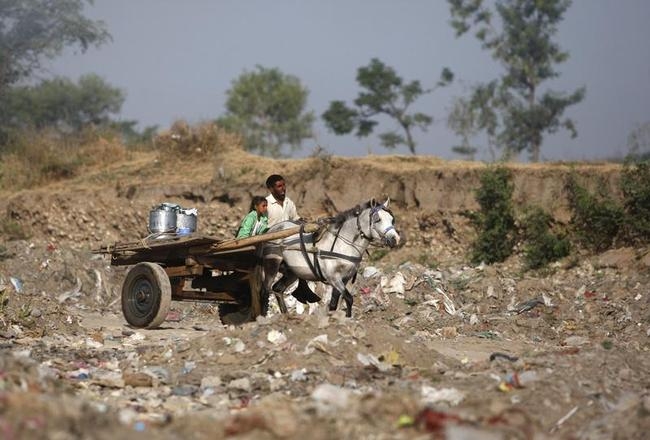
[47,0,650,160]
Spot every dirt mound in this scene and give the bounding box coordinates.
[1,151,648,439]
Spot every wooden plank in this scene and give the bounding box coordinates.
[98,223,322,268]
[195,223,320,254]
[172,290,238,302]
[249,263,263,318]
[164,264,204,277]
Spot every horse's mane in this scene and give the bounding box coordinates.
[329,201,373,227]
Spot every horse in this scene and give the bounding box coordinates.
[261,198,400,317]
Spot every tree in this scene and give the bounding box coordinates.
[448,0,585,162]
[627,121,650,161]
[2,74,125,132]
[217,66,314,157]
[0,0,110,93]
[323,58,453,155]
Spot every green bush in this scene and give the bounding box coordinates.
[521,207,570,269]
[470,167,516,264]
[620,161,650,243]
[0,217,29,241]
[566,174,624,251]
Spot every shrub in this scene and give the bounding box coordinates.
[0,217,29,241]
[0,128,128,190]
[470,166,516,264]
[620,161,650,243]
[566,173,624,251]
[521,207,570,269]
[154,120,244,160]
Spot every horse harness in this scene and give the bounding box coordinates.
[298,223,362,282]
[297,204,394,282]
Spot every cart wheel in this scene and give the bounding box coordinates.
[121,262,171,329]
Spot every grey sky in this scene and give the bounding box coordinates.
[47,0,650,160]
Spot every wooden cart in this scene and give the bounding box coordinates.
[93,225,318,328]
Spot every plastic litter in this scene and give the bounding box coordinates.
[363,266,380,278]
[267,330,287,345]
[420,386,465,406]
[311,383,352,413]
[9,276,23,293]
[514,297,544,314]
[498,370,539,391]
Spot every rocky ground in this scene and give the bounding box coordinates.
[1,151,649,439]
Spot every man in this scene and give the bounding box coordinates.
[265,174,300,228]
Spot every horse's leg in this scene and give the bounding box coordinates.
[328,277,353,316]
[342,288,354,318]
[262,250,287,314]
[329,289,341,312]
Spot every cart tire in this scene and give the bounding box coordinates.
[121,262,172,329]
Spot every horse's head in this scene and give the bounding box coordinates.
[367,198,400,248]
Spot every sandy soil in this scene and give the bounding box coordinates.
[0,151,648,439]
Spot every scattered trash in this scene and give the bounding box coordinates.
[489,352,519,362]
[550,405,579,433]
[421,386,465,406]
[357,352,392,372]
[165,310,182,322]
[396,414,415,428]
[381,272,406,295]
[414,407,461,433]
[362,266,379,278]
[498,370,540,391]
[267,330,287,345]
[57,278,82,303]
[290,368,308,381]
[514,297,544,314]
[311,383,352,414]
[9,277,23,293]
[474,330,500,339]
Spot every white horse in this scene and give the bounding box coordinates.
[262,199,400,317]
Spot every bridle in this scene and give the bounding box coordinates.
[296,203,396,282]
[357,204,396,244]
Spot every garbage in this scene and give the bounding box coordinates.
[357,352,392,372]
[381,272,406,295]
[489,352,519,362]
[9,276,23,293]
[311,383,352,413]
[414,407,461,433]
[362,266,380,278]
[550,405,579,433]
[396,414,415,428]
[498,370,540,391]
[267,330,287,345]
[420,386,465,406]
[474,330,500,339]
[513,297,544,314]
[437,287,457,315]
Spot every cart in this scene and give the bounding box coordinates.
[93,224,318,328]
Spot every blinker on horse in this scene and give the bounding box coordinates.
[262,198,400,317]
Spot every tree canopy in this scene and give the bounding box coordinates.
[323,58,453,155]
[217,66,314,157]
[0,0,110,93]
[448,0,585,161]
[2,74,124,132]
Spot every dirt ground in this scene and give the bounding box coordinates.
[1,150,649,439]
